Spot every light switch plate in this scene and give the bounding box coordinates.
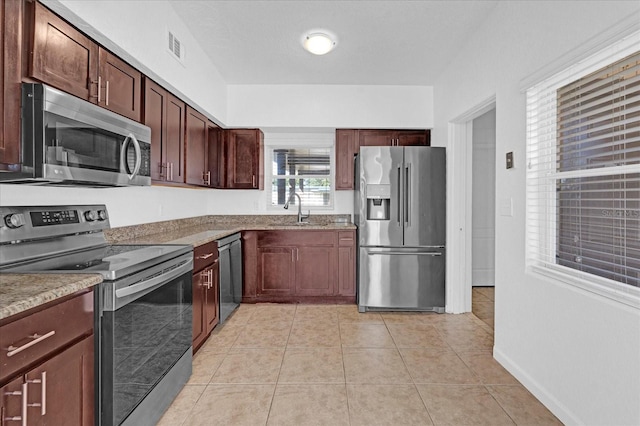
[500,197,513,217]
[506,152,514,169]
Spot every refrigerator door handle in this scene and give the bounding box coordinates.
[405,163,411,226]
[367,251,442,256]
[397,164,403,227]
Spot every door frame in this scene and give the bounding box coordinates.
[446,96,495,313]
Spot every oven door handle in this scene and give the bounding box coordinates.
[115,259,192,301]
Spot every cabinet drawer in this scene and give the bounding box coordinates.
[258,230,335,247]
[338,231,355,246]
[194,242,218,273]
[0,290,93,384]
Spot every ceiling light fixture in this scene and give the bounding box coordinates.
[302,32,336,55]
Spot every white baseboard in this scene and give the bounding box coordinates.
[493,346,582,425]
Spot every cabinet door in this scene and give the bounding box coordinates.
[257,247,295,296]
[165,93,186,183]
[226,129,263,189]
[204,261,219,335]
[396,130,430,146]
[337,231,356,296]
[1,0,22,166]
[207,122,223,188]
[98,48,142,121]
[30,1,99,101]
[359,130,393,147]
[192,271,206,351]
[143,79,167,181]
[0,376,24,425]
[295,246,336,296]
[185,106,209,186]
[335,129,358,190]
[27,335,94,426]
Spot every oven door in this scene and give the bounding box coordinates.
[99,254,193,426]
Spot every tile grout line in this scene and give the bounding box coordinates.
[264,305,296,425]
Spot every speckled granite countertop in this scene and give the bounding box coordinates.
[106,214,356,246]
[1,214,355,321]
[0,274,102,320]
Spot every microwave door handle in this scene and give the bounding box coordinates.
[120,133,142,180]
[129,133,142,179]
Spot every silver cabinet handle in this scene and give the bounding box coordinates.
[3,383,27,425]
[97,75,102,103]
[42,372,47,415]
[7,331,56,357]
[105,80,110,106]
[252,175,256,187]
[21,382,27,426]
[197,253,214,260]
[26,371,46,415]
[169,162,174,181]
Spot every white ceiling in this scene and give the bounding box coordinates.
[168,1,499,86]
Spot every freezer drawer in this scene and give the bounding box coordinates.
[358,247,445,312]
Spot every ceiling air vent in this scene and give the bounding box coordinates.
[167,30,184,64]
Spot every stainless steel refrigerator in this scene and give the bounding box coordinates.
[355,146,446,313]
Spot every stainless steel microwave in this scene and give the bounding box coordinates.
[1,83,151,186]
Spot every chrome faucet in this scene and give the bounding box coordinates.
[284,192,310,224]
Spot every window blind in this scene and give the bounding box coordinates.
[526,44,640,289]
[271,148,332,207]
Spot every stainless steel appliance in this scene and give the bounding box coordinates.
[0,83,151,186]
[217,233,243,324]
[0,205,192,426]
[355,146,446,312]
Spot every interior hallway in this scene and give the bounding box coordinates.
[158,301,560,425]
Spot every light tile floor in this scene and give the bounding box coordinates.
[159,302,562,425]
[472,286,495,329]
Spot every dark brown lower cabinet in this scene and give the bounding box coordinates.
[337,230,356,296]
[0,290,94,425]
[192,242,219,353]
[243,230,356,303]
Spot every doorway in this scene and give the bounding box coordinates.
[471,108,496,328]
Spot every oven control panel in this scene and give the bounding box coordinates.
[0,205,110,244]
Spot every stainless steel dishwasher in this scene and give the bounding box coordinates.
[217,233,243,323]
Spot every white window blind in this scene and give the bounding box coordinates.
[270,147,332,208]
[526,34,640,296]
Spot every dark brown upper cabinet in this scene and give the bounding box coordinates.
[98,49,142,121]
[335,128,431,190]
[0,0,23,167]
[207,121,223,188]
[335,129,359,190]
[185,106,210,187]
[358,129,430,147]
[143,78,185,183]
[30,1,98,101]
[225,129,263,189]
[29,1,141,121]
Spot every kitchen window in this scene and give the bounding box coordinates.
[268,146,333,209]
[526,33,640,305]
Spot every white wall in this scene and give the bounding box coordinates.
[433,2,640,425]
[227,85,433,129]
